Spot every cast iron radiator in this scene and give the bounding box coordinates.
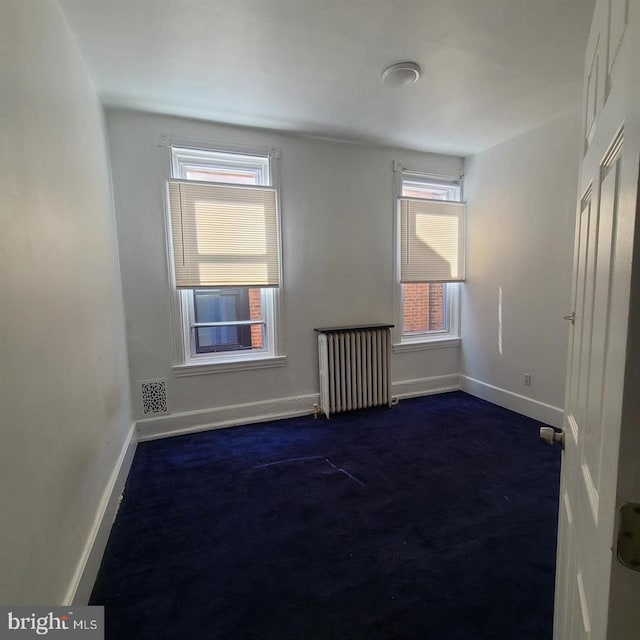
[315,324,393,418]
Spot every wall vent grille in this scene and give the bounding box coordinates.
[141,380,168,415]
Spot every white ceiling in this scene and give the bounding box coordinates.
[59,0,594,156]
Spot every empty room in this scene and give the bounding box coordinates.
[2,0,640,638]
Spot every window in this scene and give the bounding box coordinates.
[395,168,464,345]
[192,288,258,353]
[167,144,282,368]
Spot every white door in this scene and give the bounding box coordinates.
[554,1,640,638]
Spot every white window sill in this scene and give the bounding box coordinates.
[393,337,461,353]
[173,355,287,377]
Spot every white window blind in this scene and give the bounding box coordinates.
[168,180,280,288]
[399,198,465,283]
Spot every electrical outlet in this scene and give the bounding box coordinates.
[524,373,532,386]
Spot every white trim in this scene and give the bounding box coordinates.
[391,162,463,345]
[65,423,137,605]
[392,160,463,182]
[576,570,592,634]
[563,490,574,525]
[567,412,579,445]
[581,462,600,524]
[179,288,280,365]
[137,380,468,442]
[162,137,285,368]
[392,374,461,399]
[393,337,461,353]
[460,375,564,428]
[173,355,287,376]
[158,143,187,368]
[392,165,403,345]
[160,134,271,159]
[394,281,462,345]
[136,393,318,441]
[171,149,270,186]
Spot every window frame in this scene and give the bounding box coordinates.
[163,137,285,374]
[171,146,271,186]
[393,163,462,351]
[191,288,255,354]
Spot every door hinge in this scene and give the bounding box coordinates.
[617,503,640,571]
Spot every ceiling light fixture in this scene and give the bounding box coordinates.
[381,62,421,88]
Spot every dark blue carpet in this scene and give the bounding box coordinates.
[91,391,561,640]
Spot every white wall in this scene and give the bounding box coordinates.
[461,112,581,426]
[0,0,133,604]
[105,109,464,430]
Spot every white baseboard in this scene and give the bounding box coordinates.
[392,374,461,400]
[136,393,319,442]
[460,376,564,427]
[137,378,467,442]
[65,422,137,605]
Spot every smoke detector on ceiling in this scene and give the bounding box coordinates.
[381,62,421,88]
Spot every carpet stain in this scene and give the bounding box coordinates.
[324,458,366,487]
[252,455,324,470]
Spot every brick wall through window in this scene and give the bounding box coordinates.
[248,288,263,348]
[403,283,445,333]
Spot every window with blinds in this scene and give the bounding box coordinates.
[167,180,280,288]
[399,198,465,283]
[396,169,464,341]
[167,144,281,363]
